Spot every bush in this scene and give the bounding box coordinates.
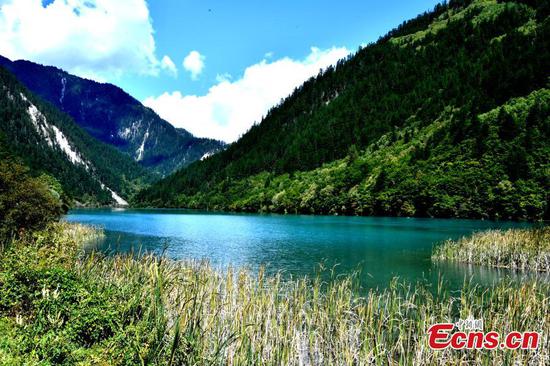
[0,160,65,244]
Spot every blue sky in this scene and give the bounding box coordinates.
[136,0,441,98]
[0,0,441,141]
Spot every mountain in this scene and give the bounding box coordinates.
[136,0,550,220]
[0,66,154,206]
[0,56,226,176]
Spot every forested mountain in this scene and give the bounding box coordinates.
[0,56,226,176]
[0,67,153,206]
[136,0,550,220]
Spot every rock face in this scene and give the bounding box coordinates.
[0,55,226,176]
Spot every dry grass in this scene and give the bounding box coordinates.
[432,227,550,272]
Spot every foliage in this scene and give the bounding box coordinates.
[0,223,549,364]
[433,226,550,271]
[0,160,65,244]
[138,88,550,220]
[136,0,550,220]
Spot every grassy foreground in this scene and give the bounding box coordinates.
[0,223,549,365]
[433,227,550,272]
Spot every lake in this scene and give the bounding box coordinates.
[66,209,543,290]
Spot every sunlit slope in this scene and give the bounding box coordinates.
[136,0,549,219]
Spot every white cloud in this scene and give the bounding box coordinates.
[0,0,170,80]
[161,55,178,77]
[182,50,205,80]
[144,46,350,142]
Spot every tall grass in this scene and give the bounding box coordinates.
[1,223,549,365]
[91,256,549,365]
[432,227,550,272]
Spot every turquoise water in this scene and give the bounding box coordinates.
[66,209,543,290]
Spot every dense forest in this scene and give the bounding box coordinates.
[136,0,550,220]
[142,89,548,220]
[0,67,153,205]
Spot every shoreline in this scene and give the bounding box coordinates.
[1,223,549,364]
[69,205,550,224]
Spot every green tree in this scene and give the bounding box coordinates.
[0,160,65,244]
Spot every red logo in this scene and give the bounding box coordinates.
[428,323,540,350]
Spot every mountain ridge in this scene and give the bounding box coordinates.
[0,66,153,205]
[136,0,549,220]
[0,55,226,176]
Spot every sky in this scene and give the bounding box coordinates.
[0,0,441,142]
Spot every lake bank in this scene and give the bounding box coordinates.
[1,222,548,364]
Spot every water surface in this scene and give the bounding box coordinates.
[66,209,542,290]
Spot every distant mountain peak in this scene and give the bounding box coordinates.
[0,66,148,206]
[19,88,128,205]
[0,55,226,176]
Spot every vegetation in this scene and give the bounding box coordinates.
[0,222,547,365]
[1,140,548,364]
[0,66,154,205]
[433,226,550,272]
[138,88,550,220]
[0,159,65,245]
[1,0,549,363]
[136,0,550,221]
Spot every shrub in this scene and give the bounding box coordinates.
[0,160,65,244]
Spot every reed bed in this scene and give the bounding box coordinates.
[1,223,549,365]
[88,256,550,365]
[432,226,550,272]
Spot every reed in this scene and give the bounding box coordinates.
[80,255,550,365]
[1,223,548,365]
[432,227,550,272]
